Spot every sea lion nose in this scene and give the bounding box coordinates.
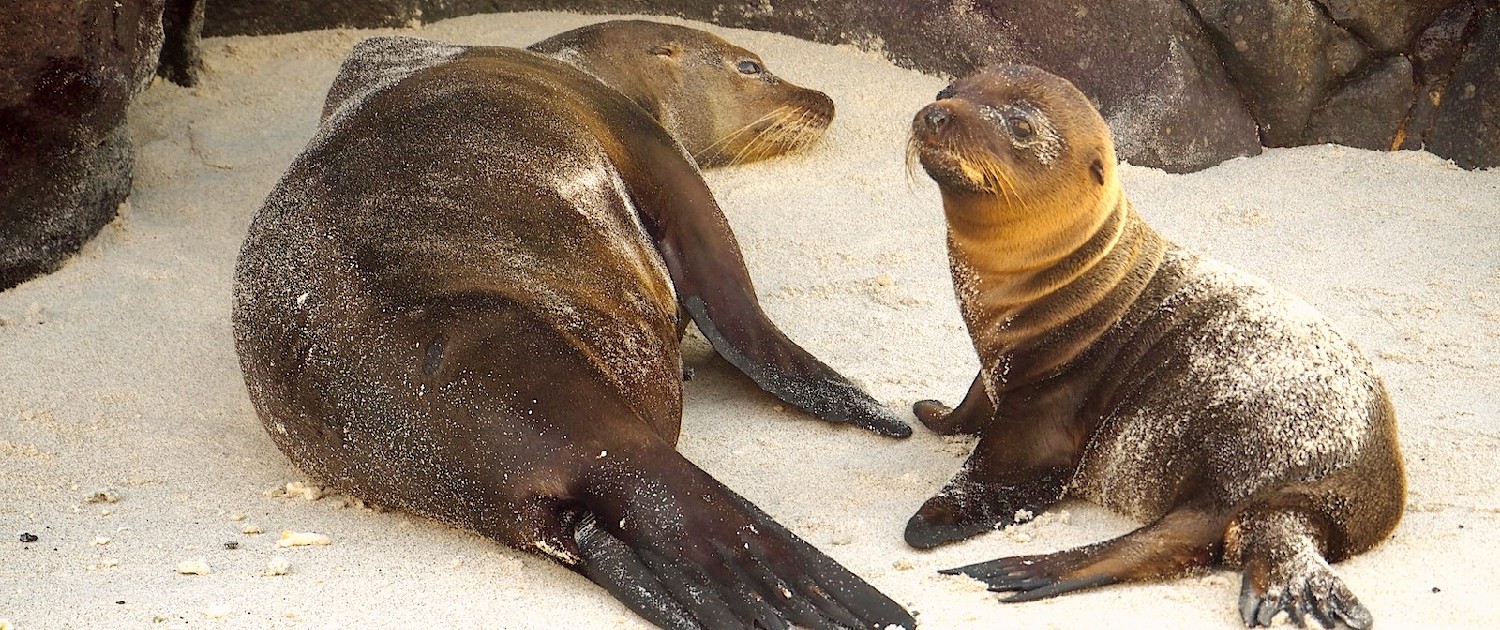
[923,106,951,130]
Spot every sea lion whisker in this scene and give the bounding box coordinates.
[732,111,794,165]
[696,106,795,161]
[904,134,924,186]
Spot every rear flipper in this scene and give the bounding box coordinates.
[1230,510,1373,629]
[571,459,916,630]
[944,509,1224,602]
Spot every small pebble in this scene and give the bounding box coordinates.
[85,490,121,504]
[93,537,111,546]
[263,557,292,576]
[19,532,38,543]
[203,604,233,619]
[176,558,212,575]
[241,524,264,535]
[223,541,240,550]
[276,530,331,548]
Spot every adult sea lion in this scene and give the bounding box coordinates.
[233,22,912,630]
[525,20,834,168]
[902,65,1404,629]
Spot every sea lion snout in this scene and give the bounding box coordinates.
[918,102,953,132]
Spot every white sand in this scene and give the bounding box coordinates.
[3,11,1498,629]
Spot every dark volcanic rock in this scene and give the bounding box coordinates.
[204,0,420,35]
[1315,0,1464,52]
[1,1,163,290]
[1425,2,1500,169]
[1401,1,1481,151]
[1306,55,1415,150]
[160,0,206,86]
[1186,0,1372,147]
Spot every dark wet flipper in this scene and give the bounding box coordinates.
[1000,575,1118,602]
[912,372,994,436]
[573,514,702,630]
[721,486,917,629]
[635,545,752,629]
[707,541,820,630]
[582,457,915,630]
[684,296,911,438]
[944,546,1119,599]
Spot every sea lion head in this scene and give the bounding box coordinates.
[910,65,1117,223]
[530,20,835,167]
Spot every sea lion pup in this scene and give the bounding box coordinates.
[233,23,912,630]
[902,65,1404,628]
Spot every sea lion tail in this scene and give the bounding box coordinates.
[572,457,916,629]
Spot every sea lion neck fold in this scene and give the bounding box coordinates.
[918,67,1147,381]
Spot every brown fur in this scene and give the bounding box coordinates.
[235,24,911,630]
[905,65,1404,629]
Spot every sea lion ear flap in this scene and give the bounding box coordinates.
[648,44,679,58]
[1090,157,1105,186]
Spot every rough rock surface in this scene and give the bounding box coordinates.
[1423,1,1500,169]
[1,0,202,291]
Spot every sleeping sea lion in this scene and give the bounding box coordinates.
[232,21,912,630]
[902,64,1404,629]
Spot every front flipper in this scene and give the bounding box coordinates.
[622,129,909,438]
[574,458,916,629]
[904,465,1070,549]
[685,296,909,437]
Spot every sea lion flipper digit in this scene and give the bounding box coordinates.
[625,135,910,438]
[578,457,917,629]
[573,517,709,630]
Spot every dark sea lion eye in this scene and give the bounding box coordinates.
[1009,117,1035,139]
[738,60,764,75]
